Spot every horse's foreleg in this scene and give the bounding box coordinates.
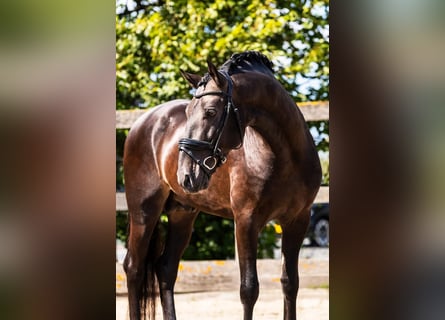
[235,217,260,320]
[280,210,310,320]
[156,205,198,320]
[124,188,167,320]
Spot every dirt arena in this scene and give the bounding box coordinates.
[116,288,328,319]
[116,248,328,319]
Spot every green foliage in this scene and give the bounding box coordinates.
[116,0,329,109]
[116,129,128,191]
[116,211,128,243]
[182,214,235,260]
[181,215,280,260]
[258,223,280,258]
[308,120,329,152]
[307,120,329,185]
[115,211,281,260]
[320,156,329,185]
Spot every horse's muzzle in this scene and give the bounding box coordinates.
[180,172,209,193]
[183,174,196,193]
[178,138,226,177]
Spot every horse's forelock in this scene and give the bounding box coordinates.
[197,73,211,87]
[198,51,274,88]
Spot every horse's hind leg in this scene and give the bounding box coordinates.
[156,200,198,320]
[279,209,311,320]
[124,186,169,320]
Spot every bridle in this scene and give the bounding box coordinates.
[178,71,244,177]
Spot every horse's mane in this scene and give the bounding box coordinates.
[198,51,275,87]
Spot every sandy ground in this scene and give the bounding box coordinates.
[116,248,329,319]
[116,288,328,320]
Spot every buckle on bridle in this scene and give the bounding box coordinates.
[202,156,218,171]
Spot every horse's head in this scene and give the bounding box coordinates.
[177,59,244,193]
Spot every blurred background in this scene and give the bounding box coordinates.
[330,1,445,319]
[0,1,116,319]
[0,0,444,319]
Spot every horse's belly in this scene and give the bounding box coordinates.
[171,189,233,219]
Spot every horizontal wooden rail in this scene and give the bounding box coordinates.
[116,101,329,129]
[116,186,328,211]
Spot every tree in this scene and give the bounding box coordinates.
[116,0,329,109]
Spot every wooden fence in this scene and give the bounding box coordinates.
[116,101,328,129]
[116,101,329,210]
[116,185,328,211]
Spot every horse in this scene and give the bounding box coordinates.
[123,51,322,320]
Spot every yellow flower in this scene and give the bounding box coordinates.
[116,273,125,281]
[274,224,282,234]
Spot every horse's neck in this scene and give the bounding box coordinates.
[245,93,310,162]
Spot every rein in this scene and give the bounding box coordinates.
[178,71,244,176]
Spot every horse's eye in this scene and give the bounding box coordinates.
[205,109,217,118]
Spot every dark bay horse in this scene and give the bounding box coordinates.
[123,51,322,320]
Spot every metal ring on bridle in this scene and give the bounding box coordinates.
[202,156,218,171]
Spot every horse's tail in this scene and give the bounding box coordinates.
[141,220,163,320]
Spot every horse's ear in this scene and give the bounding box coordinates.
[207,59,226,88]
[180,69,201,89]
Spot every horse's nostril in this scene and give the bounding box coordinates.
[184,174,193,189]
